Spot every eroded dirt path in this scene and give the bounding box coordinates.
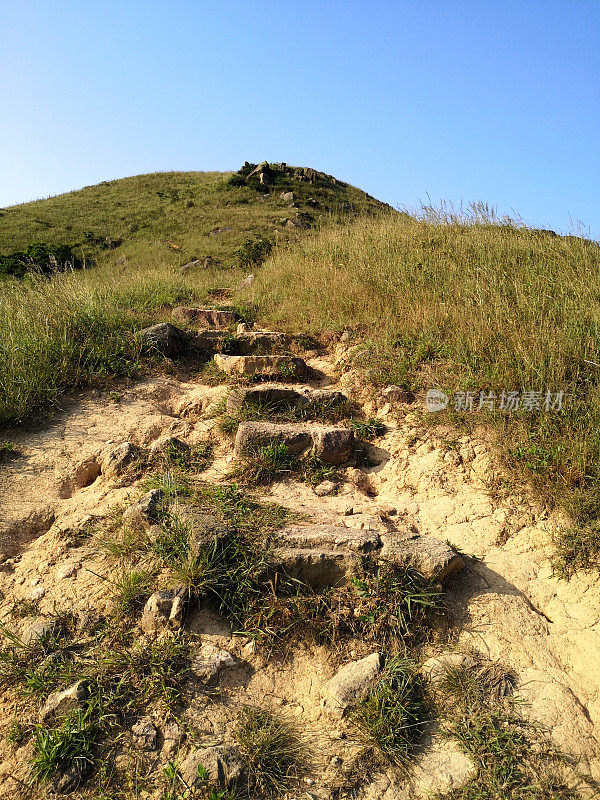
[1,335,600,795]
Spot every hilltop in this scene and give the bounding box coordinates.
[0,163,389,274]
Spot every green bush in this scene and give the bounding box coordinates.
[0,242,82,277]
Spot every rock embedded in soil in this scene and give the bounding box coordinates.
[39,680,87,724]
[141,588,186,634]
[179,745,243,791]
[273,546,362,590]
[137,322,188,357]
[22,618,60,646]
[190,642,236,683]
[380,533,464,583]
[172,307,237,328]
[234,421,356,465]
[227,330,292,355]
[100,441,143,479]
[324,652,381,715]
[278,523,380,553]
[214,353,308,379]
[123,489,164,528]
[314,480,337,496]
[131,717,158,750]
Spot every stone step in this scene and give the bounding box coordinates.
[226,331,292,356]
[226,384,347,415]
[234,421,356,465]
[273,547,361,590]
[172,307,238,328]
[214,354,308,380]
[380,533,464,583]
[277,523,380,553]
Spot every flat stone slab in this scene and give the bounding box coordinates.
[226,384,347,415]
[323,652,381,715]
[172,307,237,328]
[278,524,380,552]
[228,331,292,355]
[234,421,356,465]
[380,534,464,583]
[214,354,307,380]
[273,547,362,590]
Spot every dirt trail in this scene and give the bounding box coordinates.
[1,336,600,794]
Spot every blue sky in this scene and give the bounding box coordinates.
[2,0,599,236]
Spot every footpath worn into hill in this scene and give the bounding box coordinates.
[0,316,599,798]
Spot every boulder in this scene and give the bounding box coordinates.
[100,442,143,479]
[324,653,381,715]
[311,426,355,465]
[179,745,243,791]
[140,588,186,634]
[214,354,307,379]
[190,643,235,683]
[172,307,237,329]
[137,323,188,357]
[39,680,87,724]
[380,534,464,583]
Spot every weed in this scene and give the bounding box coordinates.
[230,441,299,486]
[30,707,99,786]
[5,718,31,746]
[351,417,386,440]
[234,706,307,797]
[350,658,429,766]
[112,567,156,616]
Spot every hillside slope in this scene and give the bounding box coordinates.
[0,164,389,270]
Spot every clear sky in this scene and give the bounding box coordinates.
[2,1,599,236]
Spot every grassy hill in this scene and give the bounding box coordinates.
[0,164,388,272]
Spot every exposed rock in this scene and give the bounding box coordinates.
[234,422,355,465]
[214,354,307,379]
[100,442,143,479]
[236,322,249,334]
[340,330,351,343]
[226,384,347,415]
[227,331,292,355]
[137,322,188,357]
[131,717,158,750]
[141,588,186,634]
[314,480,337,496]
[162,721,183,757]
[191,329,227,352]
[234,422,312,458]
[40,680,87,724]
[311,426,355,465]
[180,259,202,272]
[59,457,101,498]
[172,307,237,328]
[278,524,380,553]
[422,652,474,686]
[324,653,381,715]
[149,435,190,457]
[380,534,464,583]
[280,191,294,202]
[179,745,243,790]
[238,273,255,289]
[190,643,236,683]
[22,618,60,646]
[123,489,164,528]
[381,385,416,404]
[273,547,361,590]
[174,509,232,556]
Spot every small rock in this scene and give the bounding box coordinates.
[324,652,381,715]
[179,745,243,790]
[330,755,343,766]
[190,643,235,683]
[100,442,143,479]
[238,274,255,289]
[162,721,183,757]
[140,588,186,634]
[381,385,416,404]
[22,618,60,646]
[314,480,337,497]
[380,535,464,583]
[340,330,351,343]
[344,506,354,516]
[137,322,188,357]
[131,717,158,750]
[30,586,45,601]
[123,489,164,528]
[236,322,249,334]
[40,680,87,724]
[56,562,79,580]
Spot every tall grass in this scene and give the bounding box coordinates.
[249,212,600,567]
[0,262,233,424]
